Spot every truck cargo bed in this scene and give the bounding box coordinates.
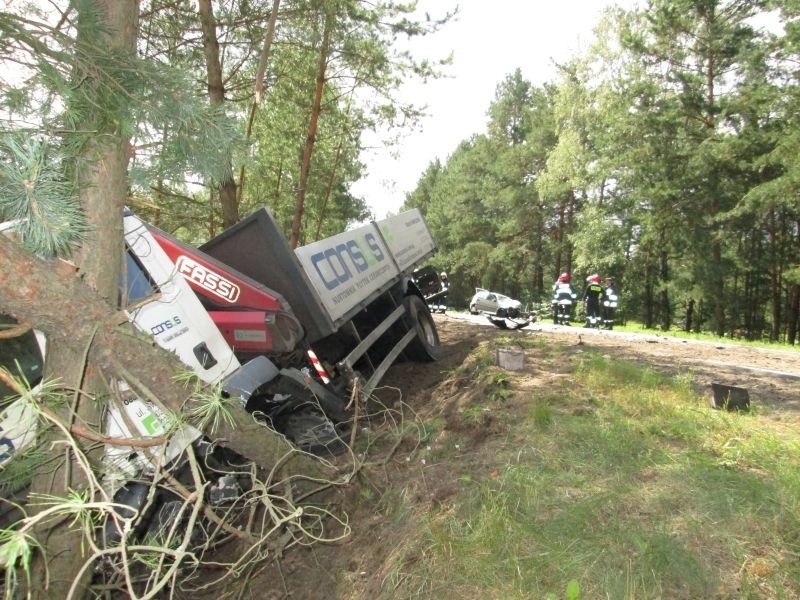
[200,209,337,344]
[201,208,438,345]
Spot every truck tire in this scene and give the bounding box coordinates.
[404,295,442,362]
[276,408,348,457]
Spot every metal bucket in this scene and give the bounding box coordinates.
[711,383,750,410]
[496,347,524,371]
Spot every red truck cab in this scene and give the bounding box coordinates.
[147,226,304,359]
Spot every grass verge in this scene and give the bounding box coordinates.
[377,342,800,599]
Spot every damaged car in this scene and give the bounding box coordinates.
[469,288,533,329]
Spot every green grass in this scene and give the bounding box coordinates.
[381,348,800,599]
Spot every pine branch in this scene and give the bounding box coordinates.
[0,136,85,257]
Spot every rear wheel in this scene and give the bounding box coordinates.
[255,375,350,457]
[404,295,442,362]
[276,408,348,457]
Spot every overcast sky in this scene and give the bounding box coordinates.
[352,0,641,220]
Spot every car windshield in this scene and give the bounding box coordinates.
[496,294,510,302]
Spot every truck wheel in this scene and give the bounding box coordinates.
[276,408,348,457]
[404,295,442,362]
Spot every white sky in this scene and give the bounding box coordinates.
[352,0,641,219]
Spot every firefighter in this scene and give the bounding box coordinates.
[602,277,619,329]
[552,272,577,325]
[583,274,603,328]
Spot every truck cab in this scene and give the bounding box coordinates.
[150,207,441,400]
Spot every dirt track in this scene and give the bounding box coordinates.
[436,311,800,415]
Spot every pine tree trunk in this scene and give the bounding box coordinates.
[22,1,139,595]
[787,283,799,346]
[199,0,239,228]
[290,11,332,249]
[659,244,671,331]
[643,239,655,329]
[238,0,282,206]
[553,202,565,277]
[767,208,782,342]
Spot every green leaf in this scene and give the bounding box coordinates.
[566,578,581,600]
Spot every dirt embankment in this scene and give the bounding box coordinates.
[247,313,800,599]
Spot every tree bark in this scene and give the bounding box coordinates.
[767,207,781,342]
[238,0,282,206]
[788,283,799,346]
[313,138,344,241]
[290,11,332,249]
[199,0,239,228]
[685,298,694,333]
[659,244,671,331]
[253,0,281,105]
[24,1,140,595]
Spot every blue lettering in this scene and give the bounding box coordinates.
[0,435,15,462]
[312,251,339,291]
[347,240,368,272]
[311,247,354,290]
[365,233,384,262]
[312,237,384,291]
[329,246,352,285]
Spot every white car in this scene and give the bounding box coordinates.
[469,288,524,318]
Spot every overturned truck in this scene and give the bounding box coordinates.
[142,207,442,453]
[2,207,442,482]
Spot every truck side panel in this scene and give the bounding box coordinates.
[294,222,401,327]
[200,207,438,353]
[376,209,437,273]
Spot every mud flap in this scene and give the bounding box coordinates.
[222,355,280,405]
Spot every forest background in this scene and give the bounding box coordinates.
[1,0,799,596]
[402,2,800,345]
[3,0,799,345]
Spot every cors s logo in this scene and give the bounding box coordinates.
[176,255,240,303]
[310,232,385,291]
